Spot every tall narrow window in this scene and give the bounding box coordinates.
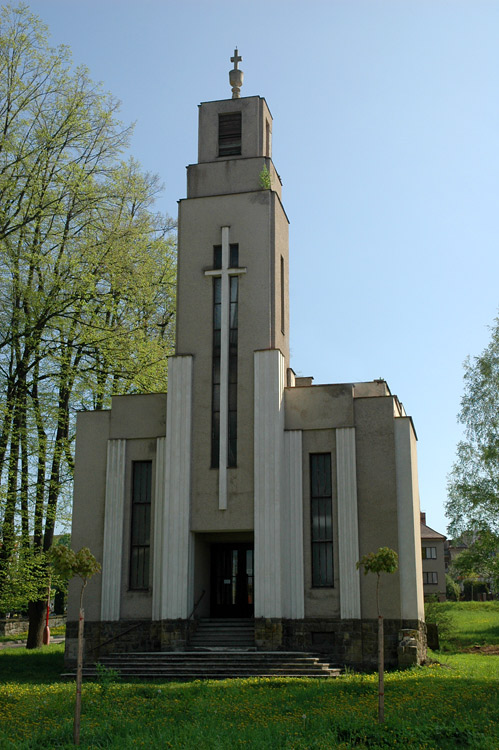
[218,112,242,156]
[211,265,221,466]
[310,453,333,587]
[228,271,238,465]
[129,461,152,590]
[211,244,239,467]
[280,255,285,335]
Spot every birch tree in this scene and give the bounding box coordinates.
[0,5,176,645]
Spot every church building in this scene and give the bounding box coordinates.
[66,53,425,669]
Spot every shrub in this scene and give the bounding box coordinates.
[446,574,461,601]
[424,596,455,645]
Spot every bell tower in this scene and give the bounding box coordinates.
[175,51,290,521]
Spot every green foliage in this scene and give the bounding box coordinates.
[0,549,47,612]
[450,532,499,594]
[49,546,100,583]
[424,595,455,643]
[447,314,499,581]
[258,163,272,189]
[0,4,175,629]
[95,662,121,695]
[357,547,399,576]
[446,573,461,601]
[1,644,499,749]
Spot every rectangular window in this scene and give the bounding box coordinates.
[211,275,221,466]
[422,546,437,559]
[280,255,285,335]
[310,453,333,587]
[211,245,239,468]
[218,112,241,157]
[228,274,238,466]
[129,461,152,590]
[423,572,438,585]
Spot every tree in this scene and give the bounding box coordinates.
[50,546,101,746]
[0,5,176,645]
[357,547,398,724]
[445,573,461,601]
[451,533,499,597]
[447,315,499,594]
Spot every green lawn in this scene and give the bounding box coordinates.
[436,601,499,651]
[0,605,498,749]
[0,623,66,644]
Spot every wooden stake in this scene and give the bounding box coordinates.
[378,614,384,724]
[74,602,84,745]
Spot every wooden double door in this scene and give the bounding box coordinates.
[210,543,254,618]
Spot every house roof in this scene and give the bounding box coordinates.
[421,522,446,540]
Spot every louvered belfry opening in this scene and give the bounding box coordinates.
[218,112,242,156]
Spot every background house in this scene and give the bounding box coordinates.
[421,512,446,601]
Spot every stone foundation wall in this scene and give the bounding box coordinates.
[0,616,65,637]
[256,617,426,669]
[65,617,426,669]
[64,619,198,666]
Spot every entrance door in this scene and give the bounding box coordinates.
[211,544,254,618]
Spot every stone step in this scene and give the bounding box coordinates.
[191,628,254,635]
[96,657,330,666]
[93,651,328,660]
[67,671,340,680]
[189,618,255,649]
[62,651,342,680]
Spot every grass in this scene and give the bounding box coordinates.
[0,623,66,643]
[0,605,498,749]
[435,601,499,651]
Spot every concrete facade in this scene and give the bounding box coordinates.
[66,79,425,669]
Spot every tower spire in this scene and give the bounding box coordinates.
[229,48,244,99]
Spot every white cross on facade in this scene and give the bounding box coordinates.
[205,226,246,510]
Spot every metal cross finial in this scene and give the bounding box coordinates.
[231,48,242,70]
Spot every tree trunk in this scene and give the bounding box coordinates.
[19,385,29,548]
[0,392,22,589]
[31,365,47,553]
[26,598,45,649]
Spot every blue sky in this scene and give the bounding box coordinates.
[24,0,499,536]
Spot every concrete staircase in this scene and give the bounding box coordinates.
[72,651,341,680]
[189,618,255,650]
[62,620,341,680]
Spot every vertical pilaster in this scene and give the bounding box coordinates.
[152,437,166,620]
[395,418,425,620]
[101,439,126,621]
[254,349,285,617]
[282,430,305,618]
[336,427,361,619]
[161,355,193,619]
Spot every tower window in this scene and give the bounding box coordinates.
[129,461,152,590]
[310,453,333,587]
[219,112,242,157]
